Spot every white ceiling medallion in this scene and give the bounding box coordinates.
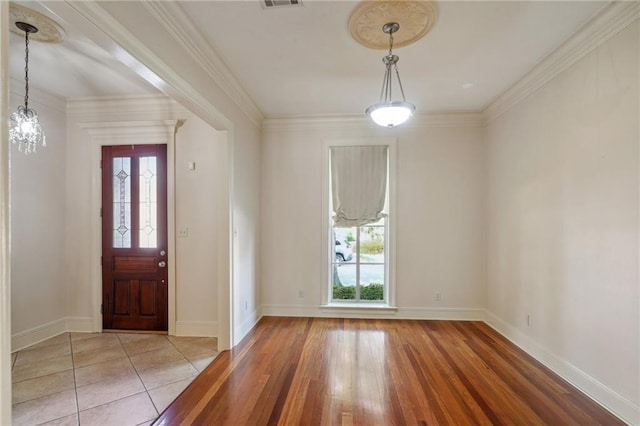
[349,0,438,50]
[9,3,66,44]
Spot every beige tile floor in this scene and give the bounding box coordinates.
[11,332,218,426]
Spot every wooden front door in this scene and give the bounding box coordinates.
[101,144,168,330]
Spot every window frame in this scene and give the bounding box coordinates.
[321,137,397,308]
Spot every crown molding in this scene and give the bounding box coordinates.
[411,112,485,128]
[77,119,180,145]
[67,94,189,120]
[263,112,484,132]
[63,1,234,131]
[483,1,640,123]
[9,77,66,113]
[142,1,264,127]
[263,114,371,131]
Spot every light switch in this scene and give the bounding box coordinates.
[188,161,196,170]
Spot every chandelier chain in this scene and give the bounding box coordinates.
[24,29,30,109]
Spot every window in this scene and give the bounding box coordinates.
[322,138,396,307]
[332,218,387,302]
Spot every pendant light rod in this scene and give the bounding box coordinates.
[383,22,398,49]
[366,22,416,128]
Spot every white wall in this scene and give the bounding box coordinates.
[175,119,226,336]
[261,118,486,317]
[231,123,262,339]
[485,21,639,422]
[9,82,67,342]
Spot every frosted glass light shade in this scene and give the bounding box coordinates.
[366,101,415,128]
[9,105,46,154]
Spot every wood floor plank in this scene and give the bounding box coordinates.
[452,322,581,425]
[153,317,625,426]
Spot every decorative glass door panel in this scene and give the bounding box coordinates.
[138,156,158,248]
[102,145,168,331]
[112,157,132,248]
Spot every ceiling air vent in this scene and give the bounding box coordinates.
[263,0,302,8]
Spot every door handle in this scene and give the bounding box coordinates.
[158,261,167,268]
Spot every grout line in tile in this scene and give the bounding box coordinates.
[76,390,150,414]
[145,372,199,392]
[147,389,162,417]
[71,354,129,370]
[11,365,75,388]
[121,342,174,358]
[12,352,19,370]
[68,332,81,426]
[120,333,163,420]
[167,338,219,374]
[13,332,217,426]
[34,413,75,426]
[167,338,201,373]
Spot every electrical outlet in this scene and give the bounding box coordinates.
[178,227,188,238]
[435,292,442,302]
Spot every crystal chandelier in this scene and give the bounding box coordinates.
[9,22,46,154]
[365,23,416,128]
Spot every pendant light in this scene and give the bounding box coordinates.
[365,22,416,128]
[9,22,46,154]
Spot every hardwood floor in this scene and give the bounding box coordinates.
[153,317,623,425]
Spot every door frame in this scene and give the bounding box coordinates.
[101,143,169,331]
[82,120,179,335]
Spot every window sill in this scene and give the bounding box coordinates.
[320,303,398,315]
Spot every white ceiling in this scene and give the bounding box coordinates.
[8,1,158,98]
[8,1,607,117]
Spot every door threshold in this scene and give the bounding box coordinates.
[103,329,168,335]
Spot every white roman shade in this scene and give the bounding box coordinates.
[330,145,388,227]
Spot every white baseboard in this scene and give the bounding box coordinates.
[234,308,261,346]
[13,316,217,351]
[12,316,97,351]
[397,307,485,320]
[12,318,68,352]
[66,317,95,333]
[175,320,217,337]
[261,304,485,321]
[484,310,639,425]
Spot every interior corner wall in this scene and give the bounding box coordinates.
[10,85,67,346]
[485,21,639,421]
[260,121,486,317]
